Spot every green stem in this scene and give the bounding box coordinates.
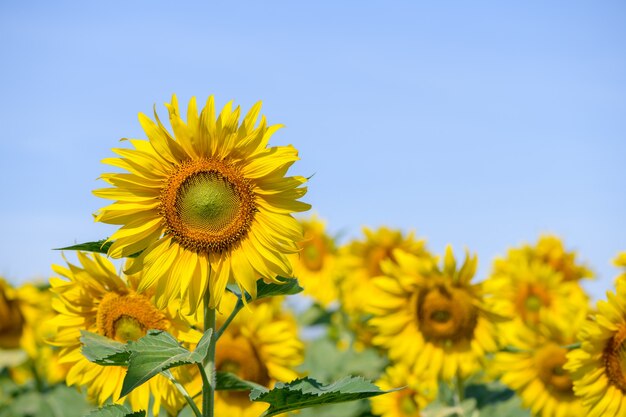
[215,298,244,341]
[202,289,216,417]
[162,370,202,417]
[455,372,465,417]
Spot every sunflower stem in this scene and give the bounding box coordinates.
[202,288,216,417]
[215,297,244,341]
[455,372,465,416]
[162,370,203,417]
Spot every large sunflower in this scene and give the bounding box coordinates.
[370,363,437,417]
[368,246,501,380]
[494,323,585,417]
[47,252,195,415]
[290,216,338,307]
[94,95,310,312]
[565,278,626,417]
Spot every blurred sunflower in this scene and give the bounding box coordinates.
[368,247,502,380]
[494,323,585,417]
[565,278,626,417]
[614,252,626,283]
[94,95,309,312]
[370,363,437,417]
[484,252,588,343]
[528,235,593,282]
[182,292,303,417]
[0,278,24,349]
[338,227,431,348]
[290,216,338,307]
[47,252,196,415]
[10,283,70,385]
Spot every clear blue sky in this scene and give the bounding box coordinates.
[1,1,624,300]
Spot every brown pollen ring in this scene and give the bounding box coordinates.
[604,323,626,393]
[159,158,256,254]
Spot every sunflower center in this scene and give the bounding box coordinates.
[398,391,418,415]
[515,283,551,324]
[417,286,478,343]
[96,292,168,343]
[535,344,573,394]
[604,323,626,393]
[160,159,256,254]
[216,333,270,387]
[367,246,394,277]
[300,235,327,272]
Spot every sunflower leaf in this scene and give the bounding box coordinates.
[120,329,212,398]
[80,331,130,366]
[250,376,394,417]
[227,277,303,301]
[216,371,268,391]
[55,240,141,258]
[86,404,145,417]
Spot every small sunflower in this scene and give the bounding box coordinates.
[614,252,626,284]
[47,252,195,415]
[182,292,303,417]
[290,216,338,307]
[494,324,585,417]
[565,278,626,417]
[338,227,431,348]
[10,283,70,385]
[506,235,593,282]
[94,95,310,312]
[370,363,437,417]
[368,246,501,381]
[484,251,588,343]
[0,278,24,349]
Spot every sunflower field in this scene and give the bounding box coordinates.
[0,95,624,417]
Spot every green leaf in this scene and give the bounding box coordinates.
[120,329,212,398]
[216,371,267,391]
[228,277,303,301]
[55,240,141,258]
[86,404,146,417]
[80,331,130,366]
[250,376,393,417]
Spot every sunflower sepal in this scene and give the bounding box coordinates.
[86,404,146,417]
[119,329,212,398]
[80,330,130,366]
[249,375,396,417]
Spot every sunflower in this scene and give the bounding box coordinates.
[370,363,437,417]
[94,95,310,313]
[368,246,501,380]
[10,282,70,385]
[506,235,593,282]
[338,227,431,348]
[179,292,303,417]
[290,216,338,307]
[494,322,585,417]
[614,252,626,284]
[47,252,196,415]
[565,278,626,417]
[0,278,24,349]
[484,250,589,344]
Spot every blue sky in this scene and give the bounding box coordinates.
[0,1,624,300]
